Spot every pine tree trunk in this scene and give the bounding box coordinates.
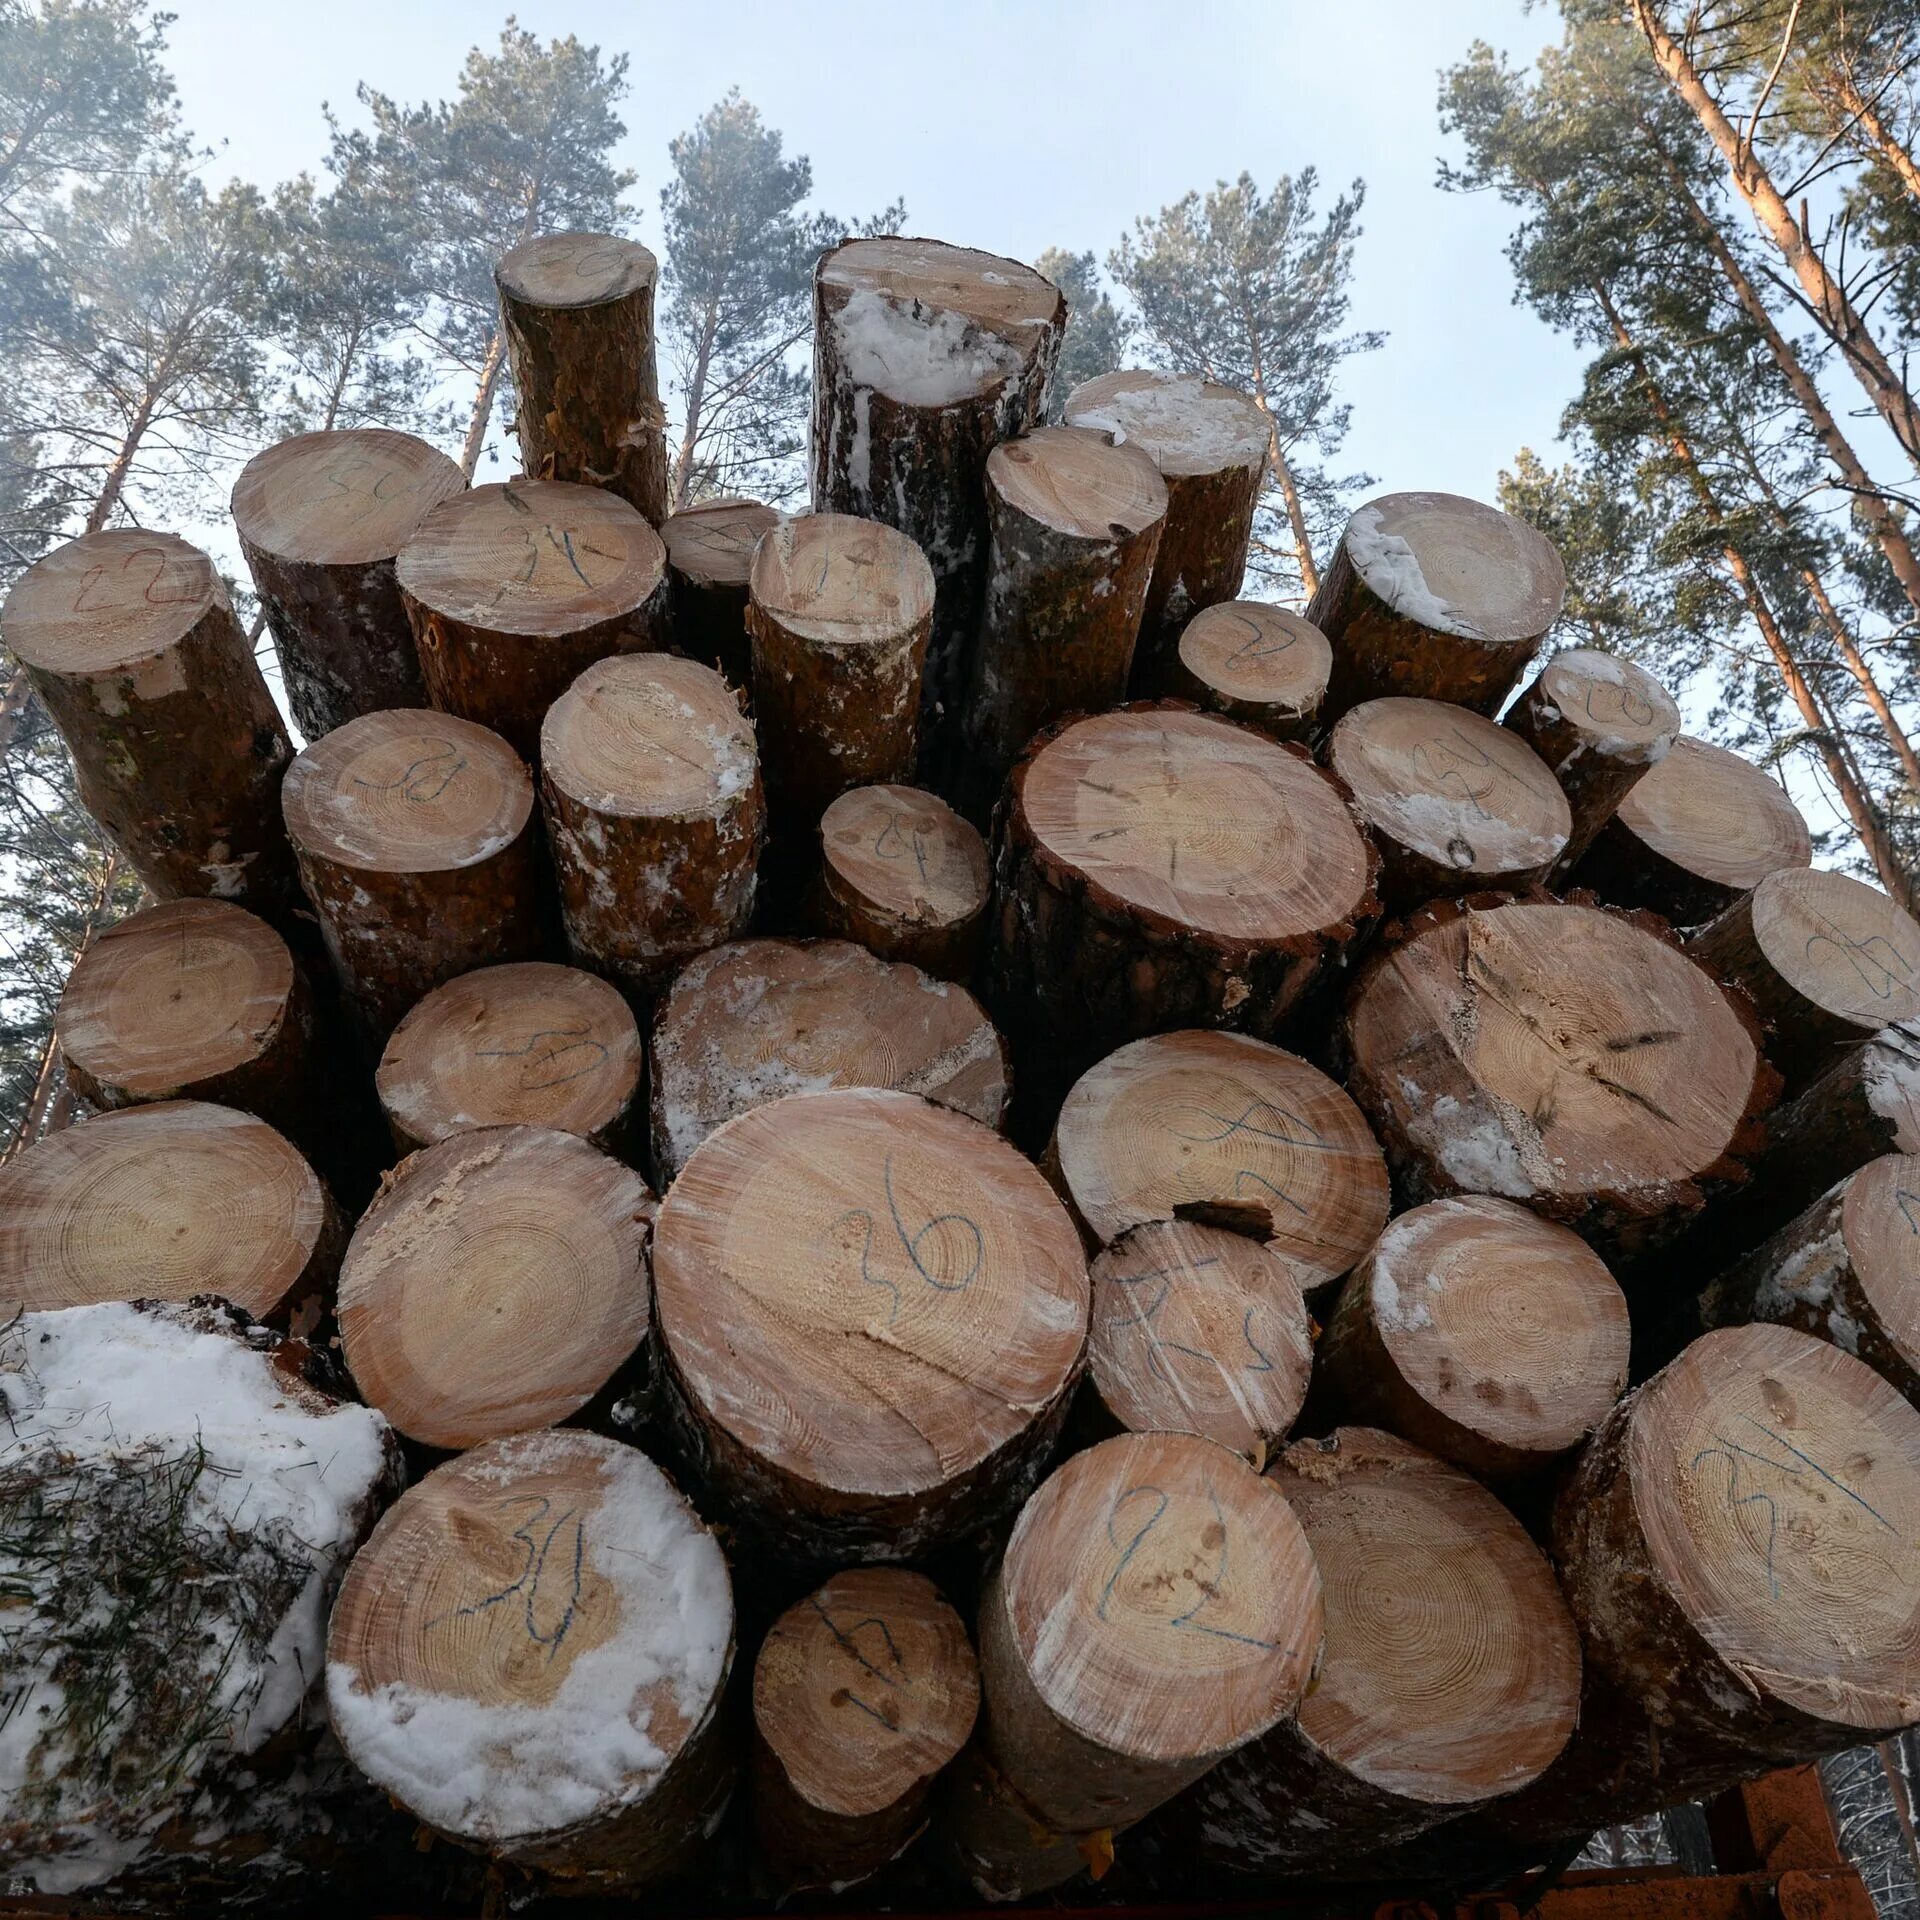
[458,328,507,482]
[1835,73,1920,206]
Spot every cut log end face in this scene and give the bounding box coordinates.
[1613,735,1813,894]
[1747,866,1920,1036]
[987,427,1166,539]
[1089,1220,1313,1461]
[820,784,988,929]
[1632,1323,1920,1731]
[749,513,934,648]
[282,709,533,874]
[2,528,218,674]
[497,230,658,307]
[1177,603,1331,714]
[1003,1430,1322,1763]
[653,1088,1087,1506]
[754,1569,979,1817]
[376,962,642,1149]
[338,1125,654,1452]
[231,428,466,568]
[1063,370,1270,480]
[326,1432,731,1850]
[1533,649,1680,758]
[1056,1030,1389,1292]
[1020,709,1373,944]
[1841,1154,1920,1372]
[57,898,294,1099]
[0,1100,324,1318]
[663,498,780,590]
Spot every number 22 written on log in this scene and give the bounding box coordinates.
[1096,1483,1283,1650]
[828,1157,982,1327]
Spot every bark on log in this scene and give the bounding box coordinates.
[812,782,990,981]
[647,937,1009,1184]
[810,237,1064,767]
[1165,601,1331,740]
[396,478,669,760]
[496,232,668,525]
[281,709,544,1043]
[1571,734,1812,929]
[1690,866,1920,1094]
[751,1568,979,1892]
[1327,697,1571,909]
[651,1087,1087,1563]
[1061,372,1270,687]
[1503,648,1680,872]
[0,1100,340,1327]
[327,1431,735,1892]
[539,652,763,994]
[0,529,297,913]
[230,426,465,738]
[1087,1218,1313,1465]
[989,706,1378,1070]
[1310,1195,1630,1482]
[375,960,643,1158]
[958,425,1166,814]
[1306,492,1567,722]
[1049,1029,1389,1299]
[661,495,779,687]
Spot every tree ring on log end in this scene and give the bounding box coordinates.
[1529,648,1679,759]
[1176,602,1330,718]
[820,784,988,932]
[231,428,465,569]
[1609,735,1813,897]
[1746,867,1920,1035]
[497,230,657,307]
[2,528,219,673]
[1840,1154,1920,1373]
[1064,370,1270,479]
[748,513,934,649]
[987,427,1166,540]
[663,497,780,590]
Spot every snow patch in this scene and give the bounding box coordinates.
[831,288,1023,408]
[1348,503,1483,640]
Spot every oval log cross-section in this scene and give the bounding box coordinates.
[1167,601,1332,739]
[662,496,780,686]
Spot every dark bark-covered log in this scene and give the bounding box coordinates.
[751,1568,979,1892]
[327,1431,736,1892]
[1310,1195,1630,1481]
[496,232,669,525]
[0,529,297,913]
[1061,372,1270,687]
[396,478,669,760]
[647,937,1009,1183]
[1165,601,1331,740]
[375,960,643,1158]
[0,1100,340,1327]
[812,782,990,981]
[810,237,1064,766]
[1503,648,1681,872]
[231,426,465,738]
[1572,734,1813,929]
[539,652,763,994]
[989,706,1378,1071]
[1327,696,1570,909]
[282,709,544,1043]
[957,425,1166,814]
[662,495,779,687]
[651,1087,1087,1563]
[1306,492,1567,722]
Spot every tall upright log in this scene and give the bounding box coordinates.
[1166,601,1331,741]
[396,479,669,759]
[0,529,296,912]
[281,709,544,1042]
[496,232,669,525]
[662,495,779,686]
[1306,492,1567,722]
[231,427,465,738]
[1062,371,1271,686]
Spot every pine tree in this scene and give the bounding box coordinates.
[1034,247,1133,421]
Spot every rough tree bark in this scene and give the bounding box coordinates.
[661,495,779,688]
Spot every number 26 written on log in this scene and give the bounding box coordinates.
[828,1157,983,1327]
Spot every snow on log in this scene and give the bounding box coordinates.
[662,496,779,687]
[1165,601,1331,740]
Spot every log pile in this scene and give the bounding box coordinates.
[8,220,1920,1914]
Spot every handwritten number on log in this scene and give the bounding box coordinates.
[811,1594,907,1732]
[425,1495,586,1658]
[475,1023,610,1090]
[1097,1483,1281,1649]
[831,1157,983,1325]
[352,739,467,803]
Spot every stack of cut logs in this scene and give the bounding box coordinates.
[6,228,1920,1912]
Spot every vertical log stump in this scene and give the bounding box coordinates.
[1163,1429,1581,1875]
[810,237,1065,753]
[375,961,643,1157]
[396,479,669,759]
[959,425,1166,813]
[1503,648,1680,871]
[1344,899,1771,1256]
[281,709,543,1042]
[326,1431,735,1891]
[539,653,763,994]
[1312,1196,1630,1481]
[1572,734,1813,928]
[1165,601,1331,739]
[647,938,1009,1183]
[746,513,933,825]
[496,232,669,525]
[231,427,465,738]
[0,1100,339,1325]
[1049,1029,1390,1298]
[0,529,296,910]
[751,1569,980,1892]
[990,707,1377,1065]
[1061,371,1271,683]
[1327,697,1571,908]
[1690,866,1920,1093]
[1307,492,1567,722]
[662,496,779,686]
[1087,1219,1313,1464]
[651,1087,1088,1562]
